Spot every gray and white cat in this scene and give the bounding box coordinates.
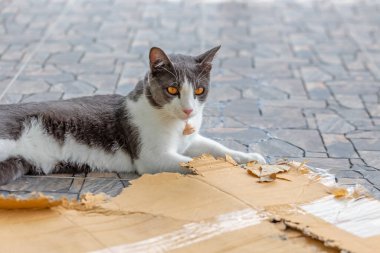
[0,46,266,185]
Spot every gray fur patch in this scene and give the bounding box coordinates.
[0,95,142,182]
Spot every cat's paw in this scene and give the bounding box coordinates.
[233,152,267,164]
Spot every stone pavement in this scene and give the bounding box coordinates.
[1,0,380,199]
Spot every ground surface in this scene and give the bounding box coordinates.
[1,0,380,199]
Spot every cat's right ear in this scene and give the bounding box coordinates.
[149,47,173,73]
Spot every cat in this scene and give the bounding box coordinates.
[0,46,266,185]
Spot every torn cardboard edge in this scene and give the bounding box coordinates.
[0,192,109,210]
[0,154,379,253]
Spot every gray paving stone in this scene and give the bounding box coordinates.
[235,115,308,129]
[78,73,119,90]
[305,82,331,100]
[272,129,325,152]
[48,51,84,64]
[50,81,96,94]
[350,139,380,151]
[8,80,50,94]
[316,113,356,134]
[249,139,304,158]
[322,134,358,158]
[301,158,351,171]
[203,128,268,145]
[242,85,288,100]
[260,107,303,118]
[335,170,363,179]
[267,79,307,97]
[300,66,333,83]
[0,176,73,192]
[367,104,380,118]
[80,178,124,197]
[260,98,326,108]
[359,151,380,169]
[224,99,260,117]
[335,95,364,109]
[22,92,62,103]
[364,171,380,187]
[208,85,241,102]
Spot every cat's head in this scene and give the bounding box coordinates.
[146,46,220,120]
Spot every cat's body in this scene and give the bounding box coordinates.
[0,46,266,185]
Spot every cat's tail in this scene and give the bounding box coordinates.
[0,157,32,185]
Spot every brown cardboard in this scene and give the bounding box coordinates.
[0,155,379,253]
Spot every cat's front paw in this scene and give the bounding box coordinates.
[233,152,267,164]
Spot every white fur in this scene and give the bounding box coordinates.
[130,78,266,174]
[0,118,133,174]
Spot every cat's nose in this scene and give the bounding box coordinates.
[183,108,193,116]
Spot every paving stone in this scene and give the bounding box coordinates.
[222,57,253,69]
[359,151,380,169]
[347,130,380,139]
[267,79,307,97]
[336,178,369,186]
[260,107,303,118]
[335,95,364,109]
[69,178,85,194]
[21,92,62,103]
[260,98,326,108]
[272,129,325,152]
[78,74,119,90]
[80,178,125,197]
[335,170,363,179]
[301,158,350,171]
[350,139,380,151]
[305,152,328,158]
[367,104,380,117]
[249,139,304,158]
[364,171,380,187]
[8,80,50,94]
[322,134,358,158]
[48,51,84,64]
[218,140,248,153]
[203,128,268,145]
[235,115,308,129]
[242,85,288,100]
[209,85,241,102]
[300,66,333,83]
[224,99,260,117]
[316,113,356,134]
[305,82,331,100]
[50,81,96,94]
[0,176,73,192]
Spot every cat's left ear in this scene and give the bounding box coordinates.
[195,45,221,70]
[149,47,173,74]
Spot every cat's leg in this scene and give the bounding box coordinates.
[185,134,267,164]
[0,157,35,185]
[135,151,193,174]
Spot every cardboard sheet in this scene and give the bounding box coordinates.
[0,155,379,253]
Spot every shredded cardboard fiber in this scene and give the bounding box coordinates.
[0,155,379,253]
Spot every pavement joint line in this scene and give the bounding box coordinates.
[332,1,380,77]
[0,0,76,102]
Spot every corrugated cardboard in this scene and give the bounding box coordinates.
[0,155,379,253]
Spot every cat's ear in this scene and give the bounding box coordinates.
[195,45,221,69]
[149,47,173,73]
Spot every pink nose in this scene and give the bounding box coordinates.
[183,108,193,115]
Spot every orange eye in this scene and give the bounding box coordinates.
[167,86,178,95]
[195,87,204,95]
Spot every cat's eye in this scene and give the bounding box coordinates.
[195,87,204,95]
[167,86,179,95]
